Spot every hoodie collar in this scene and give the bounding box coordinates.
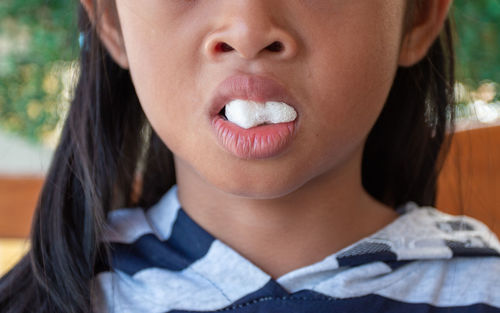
[104,185,500,299]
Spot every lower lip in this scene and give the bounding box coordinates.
[211,115,297,159]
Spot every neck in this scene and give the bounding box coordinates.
[174,150,398,279]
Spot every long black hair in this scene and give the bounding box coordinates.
[0,2,455,312]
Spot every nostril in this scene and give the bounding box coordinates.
[266,41,284,52]
[216,42,234,52]
[212,40,287,57]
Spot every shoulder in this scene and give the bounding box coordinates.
[375,256,500,310]
[390,203,500,256]
[368,203,500,309]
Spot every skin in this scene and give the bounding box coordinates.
[82,0,452,279]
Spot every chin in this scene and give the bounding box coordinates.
[211,170,305,200]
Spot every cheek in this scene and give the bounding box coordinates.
[297,6,403,173]
[306,6,402,136]
[121,37,190,118]
[116,5,205,154]
[310,45,398,143]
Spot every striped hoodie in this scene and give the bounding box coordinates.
[92,185,500,312]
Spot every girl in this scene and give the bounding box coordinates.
[1,0,499,312]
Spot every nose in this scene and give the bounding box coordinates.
[203,1,298,61]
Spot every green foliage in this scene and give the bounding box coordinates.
[0,0,78,143]
[453,0,500,86]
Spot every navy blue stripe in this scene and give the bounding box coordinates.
[230,279,289,306]
[337,251,398,267]
[109,208,215,275]
[168,292,500,313]
[383,260,413,270]
[94,244,111,274]
[168,209,215,259]
[336,242,398,267]
[446,240,500,258]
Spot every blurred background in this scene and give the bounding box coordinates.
[0,0,499,276]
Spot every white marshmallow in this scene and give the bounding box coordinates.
[225,99,297,129]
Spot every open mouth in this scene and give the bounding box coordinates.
[216,99,297,129]
[211,109,297,159]
[218,106,227,120]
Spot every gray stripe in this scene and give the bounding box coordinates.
[147,185,182,240]
[93,240,271,312]
[375,257,500,308]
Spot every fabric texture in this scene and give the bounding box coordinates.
[92,185,500,313]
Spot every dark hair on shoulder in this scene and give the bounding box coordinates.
[0,2,455,312]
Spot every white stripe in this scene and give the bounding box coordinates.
[276,254,340,292]
[312,262,398,298]
[375,257,500,308]
[189,240,271,302]
[93,268,230,313]
[147,185,182,240]
[93,239,271,312]
[105,208,152,244]
[371,207,500,261]
[104,186,182,244]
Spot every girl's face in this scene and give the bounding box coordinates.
[113,0,407,198]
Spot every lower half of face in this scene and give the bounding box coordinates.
[116,0,406,199]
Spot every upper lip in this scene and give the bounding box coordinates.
[209,74,299,118]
